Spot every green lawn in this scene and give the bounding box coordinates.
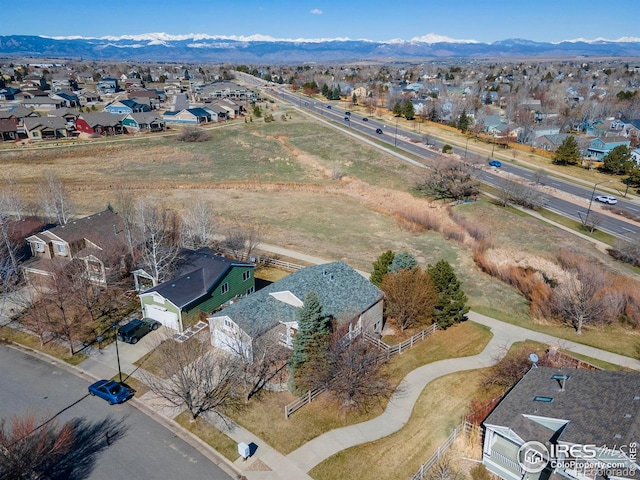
[174,411,239,462]
[224,321,492,454]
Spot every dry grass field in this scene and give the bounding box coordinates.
[3,105,639,354]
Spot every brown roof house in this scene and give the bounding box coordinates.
[23,209,126,287]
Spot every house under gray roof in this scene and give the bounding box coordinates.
[143,248,254,309]
[212,261,383,338]
[484,366,640,447]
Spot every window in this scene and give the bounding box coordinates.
[34,242,45,252]
[224,318,236,332]
[242,270,251,282]
[221,283,229,294]
[55,244,66,254]
[247,286,254,295]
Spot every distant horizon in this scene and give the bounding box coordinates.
[34,32,640,45]
[3,0,639,45]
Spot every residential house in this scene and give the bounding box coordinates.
[23,209,125,286]
[77,90,101,106]
[47,107,80,126]
[204,104,228,122]
[75,112,124,136]
[586,136,630,160]
[162,107,212,125]
[631,148,640,166]
[128,89,162,108]
[121,112,166,133]
[138,248,255,333]
[208,261,384,362]
[104,99,150,115]
[96,78,119,94]
[533,133,570,152]
[482,367,640,480]
[0,87,21,101]
[20,97,64,111]
[49,91,80,108]
[0,119,18,141]
[22,116,69,140]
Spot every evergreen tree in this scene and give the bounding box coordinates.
[351,92,357,104]
[289,291,331,392]
[331,85,341,100]
[427,260,468,328]
[370,250,395,287]
[403,100,415,120]
[390,251,417,272]
[601,145,633,175]
[457,109,471,132]
[553,135,581,166]
[321,83,330,98]
[392,102,403,117]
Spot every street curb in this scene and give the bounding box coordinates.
[3,341,244,480]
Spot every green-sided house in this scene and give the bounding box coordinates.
[139,247,255,333]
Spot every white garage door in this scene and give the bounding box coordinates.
[145,305,180,331]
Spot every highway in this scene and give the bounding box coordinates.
[272,86,640,241]
[0,345,233,480]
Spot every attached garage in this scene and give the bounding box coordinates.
[144,304,180,331]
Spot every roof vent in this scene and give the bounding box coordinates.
[634,395,640,401]
[329,273,334,281]
[171,284,175,287]
[533,396,553,403]
[614,434,622,440]
[551,374,570,392]
[186,276,191,280]
[625,413,632,418]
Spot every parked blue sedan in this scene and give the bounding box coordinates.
[88,379,135,405]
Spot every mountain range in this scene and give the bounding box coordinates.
[1,34,640,63]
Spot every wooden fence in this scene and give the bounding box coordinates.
[285,324,438,419]
[410,420,478,480]
[220,248,304,272]
[364,323,438,359]
[284,386,326,418]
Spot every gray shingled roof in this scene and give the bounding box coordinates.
[484,367,640,447]
[212,261,383,338]
[143,248,254,309]
[42,209,123,246]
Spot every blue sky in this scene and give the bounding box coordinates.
[5,0,639,44]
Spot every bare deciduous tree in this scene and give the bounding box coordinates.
[380,268,437,331]
[40,171,71,225]
[222,224,261,260]
[551,263,623,334]
[497,176,545,209]
[182,200,216,249]
[427,454,466,480]
[320,340,393,413]
[142,334,244,420]
[415,160,479,201]
[0,175,27,220]
[135,200,181,285]
[0,414,75,479]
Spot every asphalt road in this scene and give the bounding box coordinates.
[0,345,233,480]
[274,88,640,241]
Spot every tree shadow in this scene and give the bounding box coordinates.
[44,415,129,480]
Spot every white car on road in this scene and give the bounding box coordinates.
[594,195,618,205]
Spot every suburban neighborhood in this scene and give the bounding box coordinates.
[1,11,640,480]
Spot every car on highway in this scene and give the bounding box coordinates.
[376,128,383,134]
[88,379,135,405]
[345,111,351,116]
[117,318,160,344]
[326,105,331,109]
[488,160,502,167]
[595,195,618,205]
[344,117,350,121]
[362,117,368,121]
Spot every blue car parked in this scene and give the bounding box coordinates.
[88,379,135,405]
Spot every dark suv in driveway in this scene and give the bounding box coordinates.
[117,318,160,344]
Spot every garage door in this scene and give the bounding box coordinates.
[145,305,180,331]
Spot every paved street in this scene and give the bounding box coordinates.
[0,345,234,480]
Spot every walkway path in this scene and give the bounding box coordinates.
[286,310,640,473]
[71,244,640,479]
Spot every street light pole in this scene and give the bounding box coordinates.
[584,180,609,229]
[112,322,122,383]
[394,118,398,147]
